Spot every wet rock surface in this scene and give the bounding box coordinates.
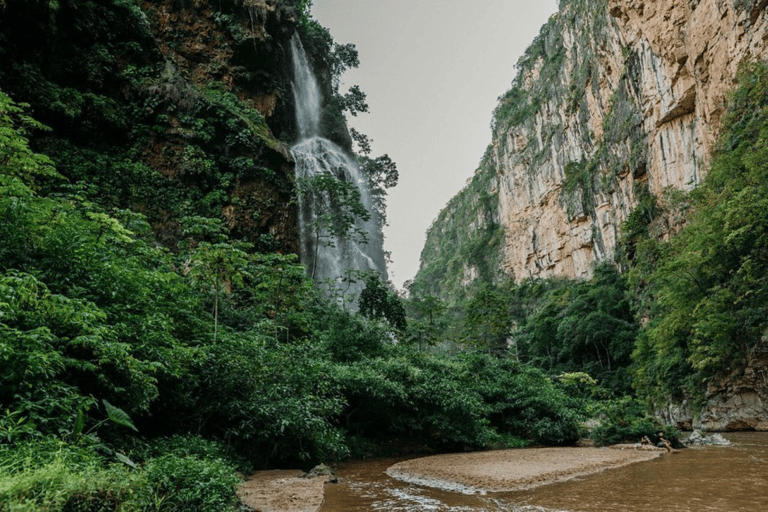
[684,430,733,446]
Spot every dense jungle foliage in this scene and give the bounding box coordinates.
[0,85,591,510]
[3,0,767,509]
[0,1,637,509]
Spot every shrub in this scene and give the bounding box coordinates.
[0,442,146,512]
[588,397,680,447]
[144,454,240,512]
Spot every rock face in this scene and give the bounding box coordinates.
[659,348,768,432]
[415,0,768,289]
[140,0,300,252]
[496,0,768,282]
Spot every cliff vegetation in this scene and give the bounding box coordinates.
[410,0,768,433]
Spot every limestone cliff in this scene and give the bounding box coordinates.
[413,0,768,431]
[415,0,768,292]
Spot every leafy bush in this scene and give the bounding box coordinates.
[0,439,243,512]
[320,310,388,363]
[164,333,348,466]
[0,440,146,512]
[463,354,582,446]
[0,458,142,511]
[131,435,251,474]
[327,352,493,451]
[144,454,240,512]
[327,348,584,453]
[588,397,680,447]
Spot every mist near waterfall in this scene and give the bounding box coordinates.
[290,35,386,304]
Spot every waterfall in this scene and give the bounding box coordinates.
[290,35,386,304]
[290,35,322,139]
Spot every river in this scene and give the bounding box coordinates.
[320,433,768,511]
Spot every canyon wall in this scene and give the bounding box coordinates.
[412,0,768,430]
[415,0,768,294]
[658,346,768,432]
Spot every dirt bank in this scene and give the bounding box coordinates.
[237,469,328,512]
[386,445,665,493]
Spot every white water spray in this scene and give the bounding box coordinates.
[290,35,386,303]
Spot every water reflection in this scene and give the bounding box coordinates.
[321,433,768,511]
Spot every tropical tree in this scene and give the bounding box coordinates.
[461,285,512,352]
[295,171,370,278]
[186,241,251,342]
[358,271,407,331]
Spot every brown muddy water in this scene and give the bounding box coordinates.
[320,433,768,511]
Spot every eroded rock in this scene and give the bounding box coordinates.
[492,0,768,282]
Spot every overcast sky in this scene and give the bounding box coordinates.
[311,0,560,288]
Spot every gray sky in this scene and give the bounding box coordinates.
[311,0,559,288]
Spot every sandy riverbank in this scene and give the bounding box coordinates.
[237,469,328,512]
[387,445,665,494]
[237,445,665,511]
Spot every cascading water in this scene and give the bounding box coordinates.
[290,35,386,303]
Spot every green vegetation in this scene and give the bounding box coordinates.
[0,0,302,256]
[409,0,768,454]
[629,61,768,406]
[295,1,369,149]
[5,0,768,508]
[411,147,504,305]
[408,262,636,391]
[410,58,768,450]
[0,88,609,510]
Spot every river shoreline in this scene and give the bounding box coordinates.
[386,445,665,494]
[237,444,665,511]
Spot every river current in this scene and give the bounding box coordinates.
[320,433,768,511]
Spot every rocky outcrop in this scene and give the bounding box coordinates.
[139,0,300,251]
[683,430,732,445]
[659,348,768,431]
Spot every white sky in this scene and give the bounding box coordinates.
[311,0,560,288]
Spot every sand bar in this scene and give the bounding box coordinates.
[386,445,664,494]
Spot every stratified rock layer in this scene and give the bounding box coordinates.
[494,0,768,282]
